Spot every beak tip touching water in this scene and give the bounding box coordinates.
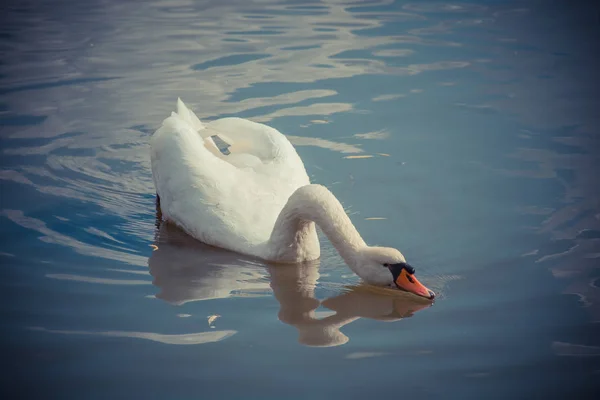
[390,266,435,301]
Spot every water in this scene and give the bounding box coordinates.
[1,0,599,398]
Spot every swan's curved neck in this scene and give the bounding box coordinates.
[269,184,366,268]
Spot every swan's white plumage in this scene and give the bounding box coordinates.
[150,99,314,259]
[150,99,420,290]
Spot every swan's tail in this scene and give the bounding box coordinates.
[174,99,234,155]
[153,110,233,175]
[175,98,205,133]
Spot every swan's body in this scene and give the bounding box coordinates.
[150,99,318,261]
[150,99,434,298]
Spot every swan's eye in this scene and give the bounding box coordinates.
[383,263,390,267]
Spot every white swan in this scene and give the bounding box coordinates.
[150,99,434,299]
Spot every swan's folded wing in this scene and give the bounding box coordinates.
[206,117,299,165]
[150,114,282,252]
[171,100,301,172]
[205,117,310,189]
[151,113,238,214]
[150,102,312,256]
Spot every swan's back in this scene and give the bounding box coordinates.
[150,100,311,257]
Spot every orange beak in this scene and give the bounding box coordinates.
[394,269,435,300]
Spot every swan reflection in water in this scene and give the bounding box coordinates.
[150,217,432,347]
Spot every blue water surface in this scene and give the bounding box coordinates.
[1,0,599,398]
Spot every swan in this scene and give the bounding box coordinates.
[150,99,435,300]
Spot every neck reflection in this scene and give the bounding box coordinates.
[149,220,432,347]
[268,263,432,347]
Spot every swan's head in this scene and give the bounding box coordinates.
[356,247,435,300]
